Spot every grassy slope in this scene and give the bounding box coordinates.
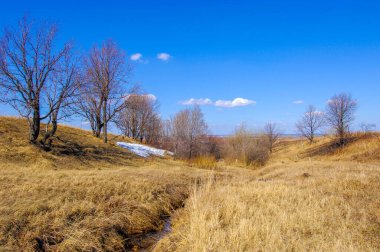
[156,136,380,251]
[271,134,380,163]
[0,117,212,251]
[1,117,379,251]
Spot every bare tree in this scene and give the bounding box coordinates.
[296,105,325,143]
[171,109,190,158]
[171,106,208,159]
[143,114,163,145]
[40,53,82,148]
[0,17,73,144]
[76,39,131,142]
[75,81,103,137]
[264,122,280,153]
[115,93,160,143]
[326,93,357,144]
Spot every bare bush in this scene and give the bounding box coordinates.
[245,135,271,166]
[223,124,270,166]
[264,122,280,153]
[296,105,325,143]
[0,17,77,145]
[326,93,357,144]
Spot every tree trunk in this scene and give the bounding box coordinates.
[29,107,40,144]
[41,113,58,150]
[95,115,102,138]
[189,139,193,160]
[103,100,107,143]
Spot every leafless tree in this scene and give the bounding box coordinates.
[360,122,376,134]
[0,17,73,144]
[160,119,173,150]
[40,53,82,148]
[296,105,325,143]
[326,93,357,144]
[76,39,131,142]
[115,93,161,144]
[171,106,208,159]
[143,114,163,145]
[75,81,103,137]
[264,122,280,153]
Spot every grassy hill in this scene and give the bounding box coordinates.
[271,133,380,163]
[0,117,379,251]
[0,117,141,169]
[0,117,212,251]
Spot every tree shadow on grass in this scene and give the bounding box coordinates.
[47,136,138,166]
[300,136,361,158]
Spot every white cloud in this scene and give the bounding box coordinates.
[312,111,324,115]
[293,100,304,104]
[215,98,256,108]
[157,53,171,61]
[125,93,157,101]
[182,98,213,106]
[144,94,157,101]
[181,97,256,108]
[130,53,143,61]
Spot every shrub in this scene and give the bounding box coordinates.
[244,139,270,166]
[222,125,270,167]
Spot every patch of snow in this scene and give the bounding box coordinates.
[116,142,173,158]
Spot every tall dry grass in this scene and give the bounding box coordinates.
[1,117,380,251]
[189,155,218,170]
[156,161,380,251]
[0,117,213,251]
[271,133,380,164]
[0,160,214,251]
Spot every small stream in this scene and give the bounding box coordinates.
[132,216,172,251]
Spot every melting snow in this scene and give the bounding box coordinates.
[116,142,173,158]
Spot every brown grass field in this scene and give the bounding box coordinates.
[0,117,379,251]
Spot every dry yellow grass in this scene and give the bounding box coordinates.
[272,133,380,163]
[1,117,379,251]
[155,135,380,252]
[189,156,219,170]
[155,161,380,251]
[0,164,197,251]
[0,117,212,251]
[0,116,142,170]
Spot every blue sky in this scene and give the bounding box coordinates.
[0,0,380,134]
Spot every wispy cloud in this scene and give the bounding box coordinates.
[311,110,324,115]
[157,53,171,61]
[293,100,304,104]
[181,98,213,105]
[215,98,256,108]
[181,97,256,108]
[130,53,143,61]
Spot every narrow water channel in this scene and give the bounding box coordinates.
[132,216,172,251]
